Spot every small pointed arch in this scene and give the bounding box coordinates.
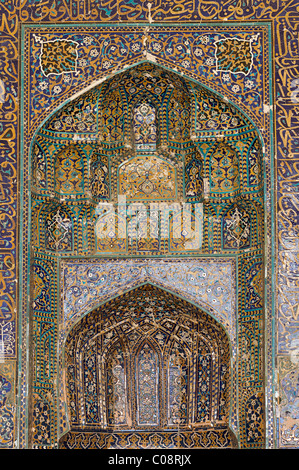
[167,339,190,426]
[221,198,261,251]
[105,338,128,427]
[130,92,160,151]
[184,148,204,200]
[195,335,214,423]
[99,82,126,144]
[167,86,191,143]
[221,202,251,250]
[89,148,109,200]
[54,144,85,195]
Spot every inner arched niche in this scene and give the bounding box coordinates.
[31,61,263,258]
[59,284,238,449]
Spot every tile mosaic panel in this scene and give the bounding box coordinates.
[1,0,297,449]
[59,284,234,448]
[24,22,267,450]
[60,258,236,343]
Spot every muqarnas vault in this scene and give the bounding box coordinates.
[30,61,265,449]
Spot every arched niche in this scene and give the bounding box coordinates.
[43,205,73,253]
[29,60,265,450]
[54,145,85,196]
[59,284,237,449]
[132,97,158,151]
[118,154,177,202]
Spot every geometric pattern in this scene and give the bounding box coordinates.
[59,427,238,449]
[34,36,79,77]
[60,284,235,448]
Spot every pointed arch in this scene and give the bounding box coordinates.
[135,339,160,426]
[105,338,128,427]
[100,85,126,143]
[27,58,266,450]
[54,144,85,195]
[132,98,158,151]
[167,339,189,426]
[167,86,191,143]
[221,203,251,250]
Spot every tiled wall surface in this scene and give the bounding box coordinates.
[0,0,298,449]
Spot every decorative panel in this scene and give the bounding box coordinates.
[136,342,159,426]
[168,341,189,426]
[118,155,176,201]
[133,100,157,150]
[54,146,85,195]
[209,143,240,198]
[61,284,233,448]
[44,208,73,252]
[106,341,127,426]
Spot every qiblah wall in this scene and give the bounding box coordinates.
[0,0,298,450]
